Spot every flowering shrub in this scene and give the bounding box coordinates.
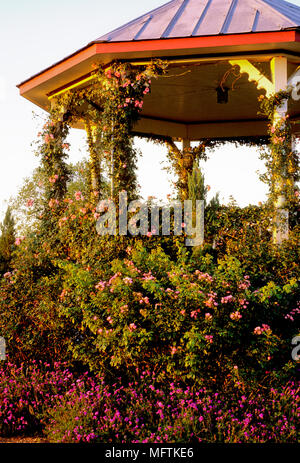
[52,206,299,386]
[0,362,78,436]
[1,189,299,386]
[205,203,299,283]
[45,377,299,443]
[0,362,298,443]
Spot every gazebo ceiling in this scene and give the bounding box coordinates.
[18,0,300,139]
[134,58,300,139]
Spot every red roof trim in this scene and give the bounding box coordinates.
[18,30,298,95]
[94,30,297,52]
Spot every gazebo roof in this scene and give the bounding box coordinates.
[95,0,300,42]
[17,0,300,140]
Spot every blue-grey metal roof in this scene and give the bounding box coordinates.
[94,0,300,42]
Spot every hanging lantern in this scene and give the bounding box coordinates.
[216,86,229,104]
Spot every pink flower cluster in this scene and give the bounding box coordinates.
[221,295,235,304]
[284,301,300,322]
[272,136,286,144]
[49,199,59,208]
[195,270,213,283]
[190,310,200,319]
[26,199,34,208]
[0,363,298,443]
[44,133,54,144]
[142,271,155,281]
[238,276,251,290]
[15,236,25,246]
[49,174,59,184]
[254,324,272,335]
[95,281,106,291]
[230,311,242,321]
[129,323,137,331]
[204,293,218,309]
[74,191,84,201]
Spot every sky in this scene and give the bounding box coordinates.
[1,0,300,221]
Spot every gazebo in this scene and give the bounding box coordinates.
[18,0,300,243]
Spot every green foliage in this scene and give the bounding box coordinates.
[0,178,298,388]
[204,203,299,285]
[67,159,99,199]
[18,193,295,388]
[188,162,207,206]
[0,235,72,362]
[165,139,219,200]
[9,169,42,234]
[188,162,220,215]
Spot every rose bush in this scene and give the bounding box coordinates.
[0,188,298,388]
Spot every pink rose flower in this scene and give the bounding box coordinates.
[26,199,34,207]
[75,191,83,201]
[129,323,137,331]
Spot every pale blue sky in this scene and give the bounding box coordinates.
[1,0,300,219]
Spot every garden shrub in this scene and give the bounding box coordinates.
[0,362,297,443]
[0,190,298,388]
[54,221,299,386]
[0,361,79,437]
[43,369,299,443]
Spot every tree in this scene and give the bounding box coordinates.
[0,207,16,274]
[188,162,220,207]
[10,158,109,235]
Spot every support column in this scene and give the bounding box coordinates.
[85,122,102,201]
[110,122,115,200]
[271,57,289,244]
[181,138,193,200]
[182,139,191,152]
[110,145,114,199]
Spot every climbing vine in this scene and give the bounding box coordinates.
[258,91,299,210]
[52,60,168,202]
[164,138,220,200]
[36,117,71,235]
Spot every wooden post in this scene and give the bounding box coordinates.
[182,138,192,200]
[85,122,102,200]
[110,122,115,199]
[182,139,191,152]
[271,57,289,244]
[110,146,114,199]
